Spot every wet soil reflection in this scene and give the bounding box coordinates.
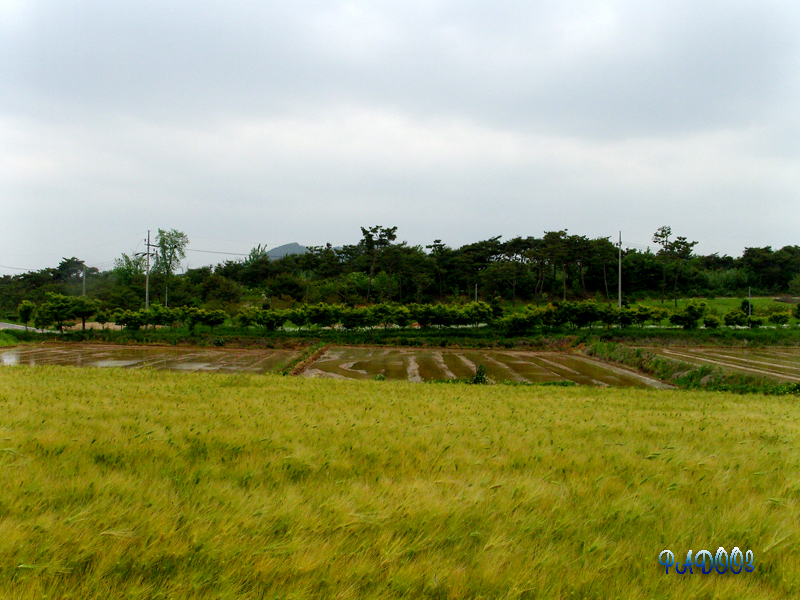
[0,344,299,374]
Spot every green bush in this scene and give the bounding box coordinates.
[768,312,791,326]
[668,301,706,330]
[724,309,748,327]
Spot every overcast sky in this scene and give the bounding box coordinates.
[2,0,799,275]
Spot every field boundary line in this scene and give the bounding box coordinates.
[290,344,330,376]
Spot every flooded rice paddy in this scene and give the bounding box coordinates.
[5,343,800,386]
[0,344,299,373]
[649,346,800,382]
[0,343,670,387]
[302,347,669,388]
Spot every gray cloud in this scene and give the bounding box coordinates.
[2,1,800,272]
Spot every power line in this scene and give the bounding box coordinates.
[186,249,249,256]
[0,233,146,258]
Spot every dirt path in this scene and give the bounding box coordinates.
[431,351,456,380]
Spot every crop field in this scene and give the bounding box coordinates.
[649,347,800,383]
[303,346,668,388]
[0,344,300,373]
[2,367,799,598]
[0,343,668,387]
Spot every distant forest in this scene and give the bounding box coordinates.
[2,225,799,317]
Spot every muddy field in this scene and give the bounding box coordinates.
[0,344,299,373]
[1,343,669,387]
[302,346,669,388]
[650,346,800,382]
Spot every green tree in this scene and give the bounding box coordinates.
[747,315,764,329]
[200,309,228,333]
[17,300,35,331]
[652,226,672,303]
[114,309,146,331]
[180,307,202,332]
[112,252,146,285]
[653,226,698,306]
[669,301,706,330]
[154,229,189,307]
[723,309,748,327]
[71,296,99,331]
[40,293,77,333]
[259,309,287,332]
[147,303,175,329]
[617,307,636,328]
[359,226,397,302]
[393,305,412,329]
[342,306,374,330]
[95,309,111,330]
[33,306,53,331]
[369,303,396,331]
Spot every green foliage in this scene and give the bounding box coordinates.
[95,309,112,329]
[617,307,636,328]
[723,309,748,327]
[17,300,35,330]
[703,314,721,329]
[114,309,146,331]
[39,292,77,333]
[199,309,227,332]
[369,303,396,330]
[145,303,174,327]
[768,311,791,326]
[668,300,706,329]
[470,364,489,384]
[237,307,287,332]
[0,331,17,347]
[154,229,189,306]
[498,306,543,335]
[71,296,100,331]
[112,252,146,285]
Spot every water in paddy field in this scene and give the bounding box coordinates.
[0,344,299,373]
[302,347,669,388]
[648,347,800,382]
[1,343,670,387]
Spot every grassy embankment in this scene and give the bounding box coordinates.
[585,342,800,395]
[1,367,799,599]
[635,296,791,314]
[0,331,18,347]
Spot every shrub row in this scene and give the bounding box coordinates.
[236,302,495,331]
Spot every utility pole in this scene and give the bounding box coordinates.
[618,231,622,309]
[475,283,478,303]
[144,230,158,310]
[82,263,86,296]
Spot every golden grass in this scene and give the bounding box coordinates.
[1,366,799,599]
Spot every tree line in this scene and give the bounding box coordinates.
[17,293,798,336]
[2,225,800,320]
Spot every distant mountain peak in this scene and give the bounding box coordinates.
[267,243,309,259]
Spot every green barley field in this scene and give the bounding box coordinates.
[1,366,799,599]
